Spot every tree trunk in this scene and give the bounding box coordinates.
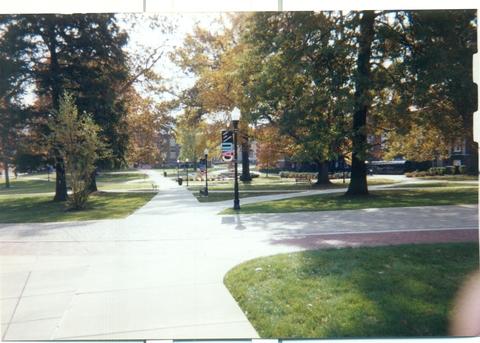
[47,22,66,201]
[345,10,375,197]
[347,152,369,195]
[315,160,331,185]
[466,136,478,176]
[50,35,67,202]
[241,141,252,181]
[87,170,98,193]
[1,134,10,188]
[3,161,10,188]
[53,162,68,202]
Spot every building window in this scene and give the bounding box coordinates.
[453,139,464,153]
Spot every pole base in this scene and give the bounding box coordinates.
[233,200,241,210]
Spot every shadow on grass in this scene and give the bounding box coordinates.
[224,243,479,338]
[293,244,480,337]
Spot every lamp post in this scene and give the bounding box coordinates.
[177,159,180,183]
[232,107,241,210]
[204,148,209,196]
[185,158,189,186]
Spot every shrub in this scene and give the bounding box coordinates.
[428,167,445,176]
[459,165,467,174]
[406,170,429,178]
[279,172,322,179]
[239,173,259,181]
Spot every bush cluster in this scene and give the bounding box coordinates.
[279,171,352,180]
[330,172,351,179]
[239,173,260,181]
[428,167,447,176]
[429,166,466,176]
[405,170,429,178]
[178,176,217,182]
[279,172,318,179]
[405,165,467,177]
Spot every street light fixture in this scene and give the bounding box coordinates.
[204,148,209,196]
[232,107,241,210]
[177,159,180,184]
[185,158,189,186]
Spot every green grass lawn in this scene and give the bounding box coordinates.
[220,188,478,214]
[96,171,148,182]
[390,182,478,188]
[224,242,479,338]
[0,171,158,223]
[407,175,478,181]
[0,171,153,194]
[0,192,156,223]
[194,191,300,202]
[0,177,56,194]
[188,177,396,191]
[188,178,399,202]
[96,171,152,190]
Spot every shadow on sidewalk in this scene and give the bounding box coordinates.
[267,229,479,250]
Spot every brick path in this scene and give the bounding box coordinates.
[1,171,478,340]
[270,228,479,250]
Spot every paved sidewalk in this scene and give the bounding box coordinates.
[0,171,478,340]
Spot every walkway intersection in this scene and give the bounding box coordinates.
[0,171,478,340]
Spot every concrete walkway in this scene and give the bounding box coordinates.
[1,171,478,340]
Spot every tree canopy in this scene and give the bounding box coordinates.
[1,11,476,199]
[0,13,130,200]
[236,10,477,194]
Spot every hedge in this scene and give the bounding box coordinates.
[279,171,351,180]
[279,172,318,179]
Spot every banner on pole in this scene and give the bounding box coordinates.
[221,131,233,162]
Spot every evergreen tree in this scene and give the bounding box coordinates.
[0,40,29,188]
[0,13,129,200]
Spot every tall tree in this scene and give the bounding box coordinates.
[344,11,376,196]
[238,12,353,185]
[254,124,294,175]
[382,10,478,173]
[125,90,174,167]
[0,42,29,188]
[0,13,129,200]
[175,113,205,170]
[239,10,477,195]
[171,14,254,181]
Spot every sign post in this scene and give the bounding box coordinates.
[221,130,234,162]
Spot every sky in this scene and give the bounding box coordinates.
[1,0,480,14]
[1,0,478,122]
